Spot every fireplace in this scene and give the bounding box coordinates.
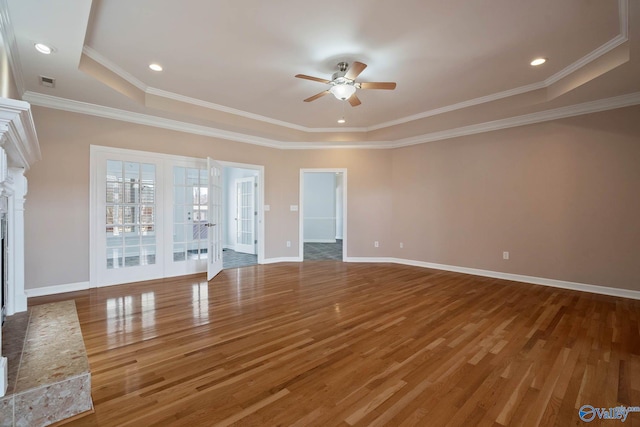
[0,97,41,397]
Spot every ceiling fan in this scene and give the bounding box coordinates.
[295,61,396,107]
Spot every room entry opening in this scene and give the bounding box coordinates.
[299,169,347,261]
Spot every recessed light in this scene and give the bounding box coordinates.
[34,43,53,55]
[337,118,346,124]
[530,58,547,66]
[149,63,163,72]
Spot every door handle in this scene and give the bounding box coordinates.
[205,223,216,227]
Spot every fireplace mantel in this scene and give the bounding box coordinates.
[0,96,41,397]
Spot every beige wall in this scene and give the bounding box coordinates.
[24,107,393,289]
[391,105,640,290]
[24,105,640,292]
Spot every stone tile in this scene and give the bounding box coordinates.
[223,248,257,269]
[2,312,30,395]
[0,396,14,427]
[15,301,89,393]
[14,374,92,427]
[304,240,343,260]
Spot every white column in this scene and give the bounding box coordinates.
[7,166,26,315]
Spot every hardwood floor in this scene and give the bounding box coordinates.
[30,262,640,426]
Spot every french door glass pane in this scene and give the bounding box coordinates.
[106,160,156,269]
[173,166,208,261]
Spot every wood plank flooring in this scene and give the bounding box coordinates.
[29,262,640,426]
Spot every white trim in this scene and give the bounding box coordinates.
[345,256,640,301]
[22,92,289,149]
[25,281,90,298]
[22,90,640,150]
[0,97,41,169]
[82,46,148,92]
[345,257,394,263]
[393,91,640,148]
[367,82,546,131]
[261,257,303,264]
[69,0,629,135]
[304,239,336,243]
[544,34,627,86]
[146,87,314,133]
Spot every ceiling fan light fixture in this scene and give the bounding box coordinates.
[330,84,356,100]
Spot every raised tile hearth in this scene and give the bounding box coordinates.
[0,301,93,427]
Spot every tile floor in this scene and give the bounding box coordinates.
[303,240,343,261]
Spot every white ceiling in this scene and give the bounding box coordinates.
[4,0,640,147]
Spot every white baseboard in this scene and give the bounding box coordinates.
[347,257,640,301]
[23,259,639,301]
[25,281,90,298]
[304,239,337,243]
[345,257,395,263]
[261,257,303,264]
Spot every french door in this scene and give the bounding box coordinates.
[91,147,225,287]
[207,158,223,281]
[234,176,256,254]
[94,151,164,286]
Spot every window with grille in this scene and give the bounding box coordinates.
[105,160,156,269]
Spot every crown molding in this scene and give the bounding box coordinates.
[78,1,629,135]
[22,90,640,151]
[82,45,148,92]
[545,0,628,86]
[393,91,640,148]
[0,0,25,96]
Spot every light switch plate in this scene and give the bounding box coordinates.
[290,205,298,211]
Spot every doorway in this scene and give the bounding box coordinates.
[299,169,347,261]
[222,164,262,269]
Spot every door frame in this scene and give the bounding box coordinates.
[220,161,265,265]
[299,168,347,261]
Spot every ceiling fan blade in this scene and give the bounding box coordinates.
[348,94,362,107]
[359,82,397,90]
[345,62,367,80]
[304,90,330,102]
[295,74,331,84]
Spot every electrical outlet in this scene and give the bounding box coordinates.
[503,251,509,260]
[286,241,291,248]
[400,242,404,249]
[374,241,379,248]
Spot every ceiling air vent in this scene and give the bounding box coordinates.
[39,75,56,88]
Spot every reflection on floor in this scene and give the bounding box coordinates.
[223,248,257,269]
[304,239,343,261]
